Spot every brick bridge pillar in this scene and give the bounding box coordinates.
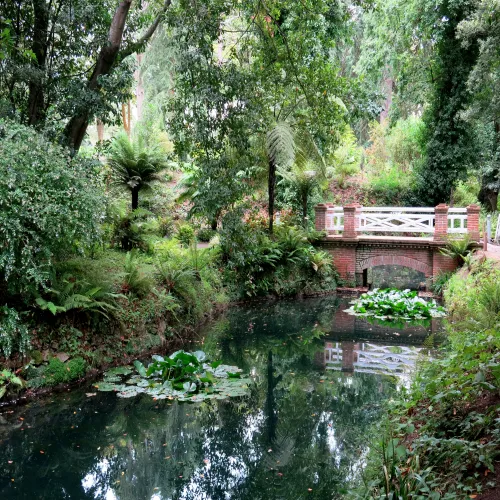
[467,204,481,241]
[314,203,328,232]
[432,203,454,276]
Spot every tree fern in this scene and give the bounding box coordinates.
[108,133,168,209]
[266,122,296,168]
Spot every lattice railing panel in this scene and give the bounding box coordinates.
[357,209,435,233]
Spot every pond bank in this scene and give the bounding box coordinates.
[355,257,500,498]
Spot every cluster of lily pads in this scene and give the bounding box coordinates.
[95,350,251,402]
[345,288,446,321]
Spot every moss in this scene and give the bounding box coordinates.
[30,357,88,387]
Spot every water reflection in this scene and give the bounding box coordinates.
[0,296,437,499]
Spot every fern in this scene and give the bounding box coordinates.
[35,277,122,319]
[266,122,295,168]
[440,234,476,263]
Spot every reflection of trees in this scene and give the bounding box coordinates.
[1,296,402,499]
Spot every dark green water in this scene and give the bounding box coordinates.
[0,297,437,500]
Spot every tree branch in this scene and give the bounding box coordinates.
[119,0,172,59]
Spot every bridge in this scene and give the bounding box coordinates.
[314,203,482,285]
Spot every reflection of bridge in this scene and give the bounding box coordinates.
[312,302,437,376]
[315,204,482,284]
[323,341,422,376]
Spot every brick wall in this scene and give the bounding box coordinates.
[319,240,459,281]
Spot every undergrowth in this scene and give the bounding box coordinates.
[352,259,500,498]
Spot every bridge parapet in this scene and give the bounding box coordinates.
[315,204,480,241]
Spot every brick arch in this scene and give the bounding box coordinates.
[358,255,432,277]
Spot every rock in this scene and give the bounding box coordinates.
[55,353,70,363]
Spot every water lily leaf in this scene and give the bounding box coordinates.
[134,360,147,377]
[105,366,132,376]
[193,351,207,362]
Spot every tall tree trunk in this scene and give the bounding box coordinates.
[131,188,139,210]
[96,119,104,141]
[64,1,171,152]
[27,0,49,125]
[302,193,308,229]
[268,158,276,234]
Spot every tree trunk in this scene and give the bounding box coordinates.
[96,119,104,141]
[131,188,139,210]
[64,1,171,152]
[268,158,276,234]
[302,194,308,229]
[27,0,49,125]
[65,1,133,151]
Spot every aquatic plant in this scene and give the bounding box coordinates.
[346,288,446,321]
[95,350,251,402]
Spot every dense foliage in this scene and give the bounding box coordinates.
[0,120,104,293]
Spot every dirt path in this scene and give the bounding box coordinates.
[479,242,500,262]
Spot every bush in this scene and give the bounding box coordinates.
[197,227,216,243]
[0,306,30,359]
[0,119,105,293]
[219,213,337,297]
[176,224,195,247]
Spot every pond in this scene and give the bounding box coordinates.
[0,297,439,499]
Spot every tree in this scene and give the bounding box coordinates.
[108,133,168,210]
[0,1,170,151]
[413,0,479,205]
[458,0,500,211]
[164,0,352,233]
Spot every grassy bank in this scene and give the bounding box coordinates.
[352,259,500,498]
[1,224,338,403]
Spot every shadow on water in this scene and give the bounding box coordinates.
[0,296,440,499]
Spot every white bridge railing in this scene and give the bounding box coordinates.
[325,342,422,376]
[325,206,468,234]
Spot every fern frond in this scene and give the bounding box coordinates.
[266,122,295,168]
[294,129,326,178]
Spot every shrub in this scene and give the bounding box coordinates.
[220,213,338,297]
[176,224,196,247]
[332,127,362,188]
[0,119,104,293]
[0,306,30,359]
[121,251,154,298]
[197,227,216,243]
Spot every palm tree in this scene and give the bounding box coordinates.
[108,133,168,210]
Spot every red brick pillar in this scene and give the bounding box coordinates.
[341,342,360,374]
[343,204,360,240]
[466,204,480,241]
[315,204,328,232]
[434,204,449,242]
